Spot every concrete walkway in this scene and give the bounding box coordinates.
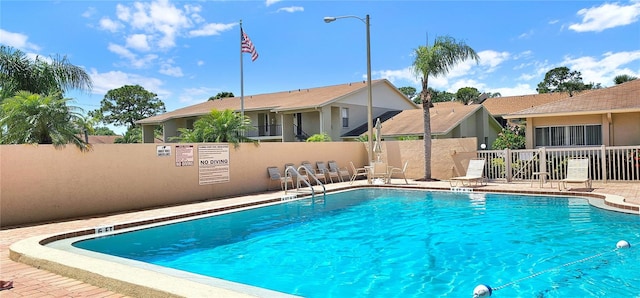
[1,180,638,297]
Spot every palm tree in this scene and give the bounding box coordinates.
[115,127,142,144]
[0,45,92,100]
[0,91,90,151]
[174,109,255,147]
[412,36,479,180]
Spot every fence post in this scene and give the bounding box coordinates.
[505,148,512,182]
[601,145,607,184]
[540,147,547,175]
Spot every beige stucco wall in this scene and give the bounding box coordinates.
[0,139,477,227]
[612,112,640,145]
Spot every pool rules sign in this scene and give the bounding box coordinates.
[198,144,230,185]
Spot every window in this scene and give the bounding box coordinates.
[535,125,602,147]
[341,108,349,127]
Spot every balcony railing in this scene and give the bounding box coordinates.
[477,145,640,182]
[244,125,282,138]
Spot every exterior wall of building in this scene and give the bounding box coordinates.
[525,113,639,148]
[612,112,640,146]
[0,139,475,227]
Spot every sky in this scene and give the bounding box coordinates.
[1,0,639,134]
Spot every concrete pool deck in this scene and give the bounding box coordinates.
[1,180,639,297]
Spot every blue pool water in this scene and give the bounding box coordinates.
[73,189,640,297]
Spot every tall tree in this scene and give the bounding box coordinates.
[208,91,235,101]
[614,74,637,85]
[173,109,255,148]
[536,66,593,96]
[94,127,117,135]
[0,91,90,151]
[455,87,481,105]
[413,36,479,180]
[90,85,166,130]
[398,86,417,101]
[0,46,92,100]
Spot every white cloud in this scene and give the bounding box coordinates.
[82,7,97,18]
[265,0,282,7]
[178,86,215,103]
[477,50,510,73]
[197,60,204,66]
[449,79,487,93]
[159,60,184,77]
[116,4,131,22]
[107,43,158,68]
[518,30,534,39]
[562,50,640,86]
[373,66,418,85]
[277,6,304,13]
[189,23,235,37]
[0,29,40,51]
[491,84,536,97]
[569,2,640,32]
[88,69,169,98]
[99,17,123,32]
[126,34,151,51]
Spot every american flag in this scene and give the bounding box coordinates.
[241,29,258,62]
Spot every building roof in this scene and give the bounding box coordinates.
[378,101,483,137]
[85,135,119,144]
[138,79,402,124]
[504,79,640,118]
[482,92,573,116]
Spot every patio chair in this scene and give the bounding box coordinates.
[370,161,391,184]
[285,163,308,188]
[317,161,339,183]
[558,158,592,190]
[328,160,351,182]
[267,166,293,190]
[450,158,487,187]
[388,161,409,184]
[301,161,327,184]
[349,161,368,184]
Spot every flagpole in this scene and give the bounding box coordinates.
[239,19,245,118]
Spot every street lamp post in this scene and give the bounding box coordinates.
[324,14,373,182]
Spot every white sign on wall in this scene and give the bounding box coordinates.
[156,145,171,157]
[175,145,194,167]
[198,144,230,185]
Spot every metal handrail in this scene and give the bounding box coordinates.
[284,166,325,197]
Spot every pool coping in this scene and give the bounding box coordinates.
[9,184,639,298]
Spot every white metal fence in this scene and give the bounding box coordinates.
[477,145,640,182]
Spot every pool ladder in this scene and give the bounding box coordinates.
[284,166,325,198]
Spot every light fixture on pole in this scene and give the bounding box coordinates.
[324,14,373,182]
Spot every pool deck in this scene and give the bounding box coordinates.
[1,179,639,297]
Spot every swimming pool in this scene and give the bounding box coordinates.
[70,188,639,297]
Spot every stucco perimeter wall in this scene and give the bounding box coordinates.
[0,139,477,227]
[381,138,478,181]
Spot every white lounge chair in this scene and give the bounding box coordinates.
[349,161,368,184]
[370,161,390,184]
[389,161,409,184]
[450,158,486,187]
[559,158,592,190]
